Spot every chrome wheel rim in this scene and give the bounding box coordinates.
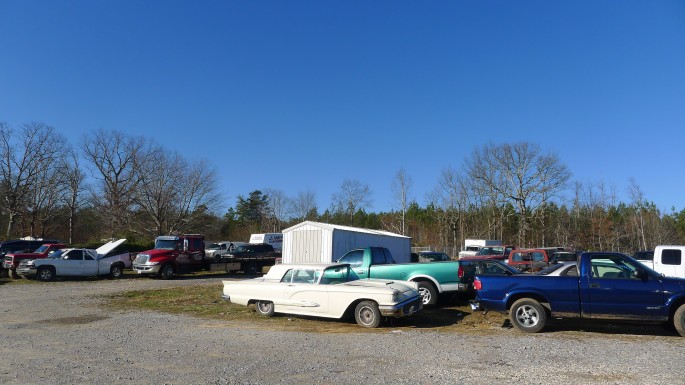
[358,306,375,325]
[418,287,431,305]
[515,305,539,327]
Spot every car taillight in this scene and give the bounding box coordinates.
[458,265,464,278]
[474,278,482,291]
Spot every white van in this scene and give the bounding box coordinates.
[249,233,283,251]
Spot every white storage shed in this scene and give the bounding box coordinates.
[282,221,412,264]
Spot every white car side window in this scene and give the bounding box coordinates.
[281,270,294,283]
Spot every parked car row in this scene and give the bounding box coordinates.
[458,246,582,273]
[7,235,685,336]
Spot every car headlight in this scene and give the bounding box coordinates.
[392,290,401,302]
[147,261,159,266]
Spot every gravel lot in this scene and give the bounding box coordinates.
[1,276,684,385]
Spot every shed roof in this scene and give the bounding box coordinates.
[282,221,410,239]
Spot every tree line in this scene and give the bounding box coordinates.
[2,121,684,254]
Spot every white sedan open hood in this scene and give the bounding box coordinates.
[96,239,126,257]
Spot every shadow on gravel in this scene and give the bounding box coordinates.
[38,314,110,326]
[432,293,682,338]
[541,319,681,337]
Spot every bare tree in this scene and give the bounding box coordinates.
[629,178,648,251]
[391,167,413,235]
[134,146,181,235]
[135,147,222,236]
[290,190,318,221]
[465,142,571,245]
[167,158,222,234]
[82,129,150,236]
[27,137,69,238]
[331,179,372,222]
[62,148,86,244]
[0,122,63,238]
[434,167,472,255]
[264,188,289,232]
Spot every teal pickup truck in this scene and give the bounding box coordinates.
[337,247,468,305]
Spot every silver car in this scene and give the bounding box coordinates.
[535,261,578,277]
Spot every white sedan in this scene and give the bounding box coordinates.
[222,263,423,328]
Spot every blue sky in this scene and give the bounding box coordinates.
[1,1,684,215]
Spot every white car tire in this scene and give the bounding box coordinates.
[255,301,274,317]
[355,301,381,328]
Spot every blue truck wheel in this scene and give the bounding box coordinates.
[510,298,547,333]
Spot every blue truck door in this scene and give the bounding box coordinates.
[581,254,666,320]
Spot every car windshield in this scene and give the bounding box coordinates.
[207,243,220,250]
[552,252,577,261]
[477,247,504,256]
[320,265,358,284]
[419,253,448,262]
[236,245,257,253]
[47,250,65,259]
[633,251,654,261]
[155,239,180,250]
[481,261,521,275]
[34,245,49,253]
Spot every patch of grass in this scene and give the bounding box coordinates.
[104,284,509,334]
[107,283,241,318]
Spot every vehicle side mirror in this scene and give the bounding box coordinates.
[635,268,648,280]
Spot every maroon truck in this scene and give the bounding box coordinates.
[131,234,206,279]
[460,245,517,263]
[2,243,67,278]
[506,248,549,272]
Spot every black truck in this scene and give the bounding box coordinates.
[215,243,280,274]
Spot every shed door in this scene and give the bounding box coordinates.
[291,230,322,263]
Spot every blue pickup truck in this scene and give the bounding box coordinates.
[471,252,685,336]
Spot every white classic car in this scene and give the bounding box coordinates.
[16,239,131,281]
[222,263,423,328]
